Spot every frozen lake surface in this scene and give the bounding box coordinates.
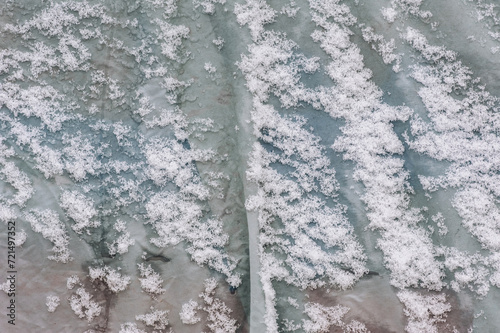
[1,0,500,332]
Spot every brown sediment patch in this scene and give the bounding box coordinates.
[307,277,405,333]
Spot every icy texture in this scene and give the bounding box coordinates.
[1,0,500,332]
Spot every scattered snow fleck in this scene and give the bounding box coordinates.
[60,190,100,234]
[180,278,239,332]
[302,302,368,333]
[68,287,102,322]
[213,36,225,50]
[204,62,217,74]
[136,307,169,330]
[46,295,60,313]
[398,290,451,333]
[14,229,27,247]
[137,263,166,295]
[89,266,131,293]
[25,209,72,263]
[119,323,146,333]
[180,299,201,324]
[381,7,398,23]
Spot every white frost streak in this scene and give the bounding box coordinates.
[0,84,71,132]
[8,120,64,178]
[0,160,34,207]
[144,138,240,287]
[361,27,402,72]
[237,6,367,331]
[309,0,444,291]
[404,26,500,295]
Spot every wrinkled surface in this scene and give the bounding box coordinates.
[0,0,499,332]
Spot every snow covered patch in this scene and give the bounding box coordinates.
[204,62,217,74]
[310,0,443,292]
[194,0,226,15]
[137,263,166,295]
[136,307,169,330]
[302,302,368,333]
[25,209,72,263]
[14,229,26,247]
[398,290,451,333]
[60,190,99,234]
[89,266,131,293]
[154,20,189,61]
[234,0,277,41]
[146,191,240,287]
[68,287,102,322]
[180,278,239,333]
[180,300,201,324]
[0,161,34,207]
[119,323,146,333]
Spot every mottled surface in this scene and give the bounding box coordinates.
[0,0,499,332]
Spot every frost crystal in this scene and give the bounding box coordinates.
[302,302,368,333]
[2,0,500,331]
[234,0,277,41]
[89,266,131,293]
[180,300,201,324]
[46,295,60,313]
[67,275,80,290]
[14,229,27,247]
[60,190,100,234]
[68,287,102,322]
[119,323,146,333]
[137,263,166,295]
[25,209,72,263]
[180,278,239,332]
[204,62,217,74]
[212,36,225,50]
[136,307,169,330]
[398,290,451,333]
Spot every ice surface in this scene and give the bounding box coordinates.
[0,0,500,332]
